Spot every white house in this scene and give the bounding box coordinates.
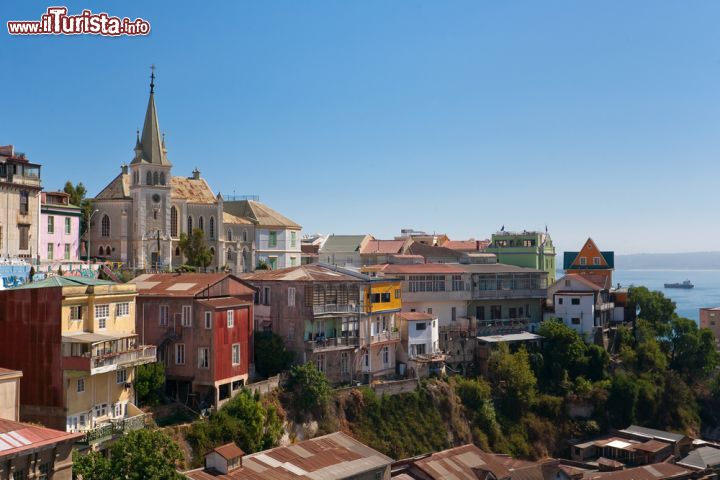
[396,312,444,378]
[546,274,615,338]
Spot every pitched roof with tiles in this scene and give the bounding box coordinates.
[171,176,218,204]
[360,240,406,255]
[183,431,393,480]
[0,418,83,458]
[243,264,367,283]
[94,173,131,200]
[224,200,300,229]
[397,312,437,322]
[130,273,254,297]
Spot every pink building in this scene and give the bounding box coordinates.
[39,191,81,269]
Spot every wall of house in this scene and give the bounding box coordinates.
[401,300,467,328]
[212,305,252,386]
[0,375,20,421]
[0,183,41,260]
[40,211,80,263]
[0,440,76,480]
[554,294,595,335]
[468,298,544,323]
[0,287,65,429]
[65,368,135,430]
[366,281,402,314]
[255,228,301,269]
[89,200,131,263]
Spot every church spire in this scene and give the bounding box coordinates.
[131,65,171,166]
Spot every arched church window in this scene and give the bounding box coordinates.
[146,171,152,185]
[199,216,204,233]
[242,230,248,242]
[175,246,181,256]
[209,217,215,239]
[153,172,159,185]
[160,173,166,185]
[101,214,110,237]
[210,247,215,259]
[98,246,104,256]
[170,206,178,237]
[227,248,233,261]
[153,210,158,220]
[187,216,193,234]
[226,229,232,241]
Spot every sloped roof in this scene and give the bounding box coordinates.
[12,276,115,290]
[131,273,254,297]
[131,92,171,166]
[94,173,131,200]
[563,251,615,270]
[443,239,491,252]
[405,444,511,480]
[360,239,405,255]
[397,312,436,321]
[320,235,369,254]
[405,241,463,260]
[244,264,365,283]
[223,212,252,225]
[183,431,393,480]
[553,274,603,292]
[212,443,244,460]
[224,200,301,229]
[363,263,466,275]
[0,418,83,458]
[619,425,687,443]
[583,463,690,480]
[171,176,217,204]
[678,446,720,469]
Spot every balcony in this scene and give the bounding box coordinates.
[79,412,147,445]
[369,331,400,344]
[477,317,530,336]
[596,301,615,312]
[312,303,361,315]
[471,288,547,300]
[305,336,359,351]
[64,345,157,375]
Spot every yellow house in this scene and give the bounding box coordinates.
[360,278,402,380]
[0,277,156,449]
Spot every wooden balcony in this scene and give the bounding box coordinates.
[63,345,157,375]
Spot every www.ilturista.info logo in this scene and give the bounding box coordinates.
[7,7,150,36]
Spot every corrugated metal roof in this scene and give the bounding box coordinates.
[320,235,369,254]
[619,425,687,443]
[678,446,720,469]
[583,463,689,480]
[477,332,543,344]
[0,419,83,458]
[197,297,252,309]
[11,276,116,290]
[214,443,245,460]
[223,212,252,225]
[131,273,254,297]
[365,263,466,275]
[244,265,365,283]
[397,312,436,322]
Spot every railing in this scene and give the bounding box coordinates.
[369,331,400,344]
[306,336,359,351]
[91,345,157,374]
[79,413,147,445]
[477,317,530,336]
[596,302,615,311]
[312,304,361,315]
[471,288,547,299]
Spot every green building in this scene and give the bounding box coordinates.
[485,230,557,283]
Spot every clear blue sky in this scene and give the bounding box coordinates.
[3,1,720,254]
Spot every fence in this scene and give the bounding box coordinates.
[247,375,281,396]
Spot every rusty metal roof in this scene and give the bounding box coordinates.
[583,463,691,480]
[397,312,436,322]
[197,297,252,309]
[0,419,83,459]
[183,431,393,479]
[360,240,406,255]
[364,263,466,275]
[213,443,245,460]
[244,265,365,283]
[131,273,254,297]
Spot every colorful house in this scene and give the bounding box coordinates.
[0,277,156,449]
[563,238,615,289]
[485,230,556,283]
[39,191,82,270]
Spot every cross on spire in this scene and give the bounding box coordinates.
[150,64,156,94]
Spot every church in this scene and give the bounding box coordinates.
[89,72,301,272]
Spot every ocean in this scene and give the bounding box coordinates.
[612,269,720,322]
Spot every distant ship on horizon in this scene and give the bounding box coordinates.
[664,280,694,289]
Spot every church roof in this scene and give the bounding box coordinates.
[171,176,217,204]
[130,77,170,166]
[223,212,252,225]
[94,173,130,200]
[224,200,301,229]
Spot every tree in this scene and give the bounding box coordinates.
[628,286,676,336]
[285,362,331,413]
[488,345,537,418]
[254,331,294,378]
[178,228,213,270]
[607,371,639,427]
[135,362,166,406]
[73,429,183,480]
[537,320,588,389]
[667,317,719,379]
[64,181,94,237]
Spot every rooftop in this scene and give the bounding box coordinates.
[0,368,22,380]
[364,263,466,275]
[0,418,83,459]
[582,463,690,480]
[678,446,720,470]
[243,264,368,283]
[397,312,437,322]
[618,425,687,444]
[320,235,370,254]
[477,332,543,344]
[131,273,254,297]
[11,276,115,290]
[224,200,301,229]
[360,239,406,255]
[183,431,393,479]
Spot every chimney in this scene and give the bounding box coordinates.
[192,168,201,180]
[120,164,129,174]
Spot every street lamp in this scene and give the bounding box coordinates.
[87,209,99,266]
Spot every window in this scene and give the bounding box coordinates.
[47,215,54,233]
[288,287,296,307]
[204,311,212,329]
[116,302,129,316]
[452,275,464,291]
[232,344,240,365]
[11,469,26,480]
[209,216,215,239]
[395,289,401,299]
[381,292,391,302]
[19,191,28,215]
[198,216,204,232]
[77,377,85,393]
[227,310,234,328]
[593,256,601,265]
[198,348,210,368]
[47,243,53,260]
[153,171,159,185]
[571,298,580,305]
[38,463,51,480]
[116,368,127,384]
[579,257,587,265]
[268,231,277,248]
[558,297,564,305]
[113,403,124,418]
[98,246,104,256]
[95,304,109,329]
[182,305,192,327]
[94,404,108,418]
[69,305,83,321]
[315,354,325,373]
[160,172,166,185]
[427,307,433,314]
[452,307,457,321]
[175,344,186,364]
[290,256,298,267]
[175,246,181,256]
[242,230,248,242]
[18,224,29,250]
[159,305,169,326]
[64,243,71,260]
[490,305,502,320]
[571,317,581,325]
[226,229,233,241]
[146,171,152,185]
[414,343,427,356]
[170,206,178,237]
[382,346,390,366]
[416,322,427,331]
[262,287,271,306]
[187,216,193,233]
[341,352,349,374]
[290,231,297,248]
